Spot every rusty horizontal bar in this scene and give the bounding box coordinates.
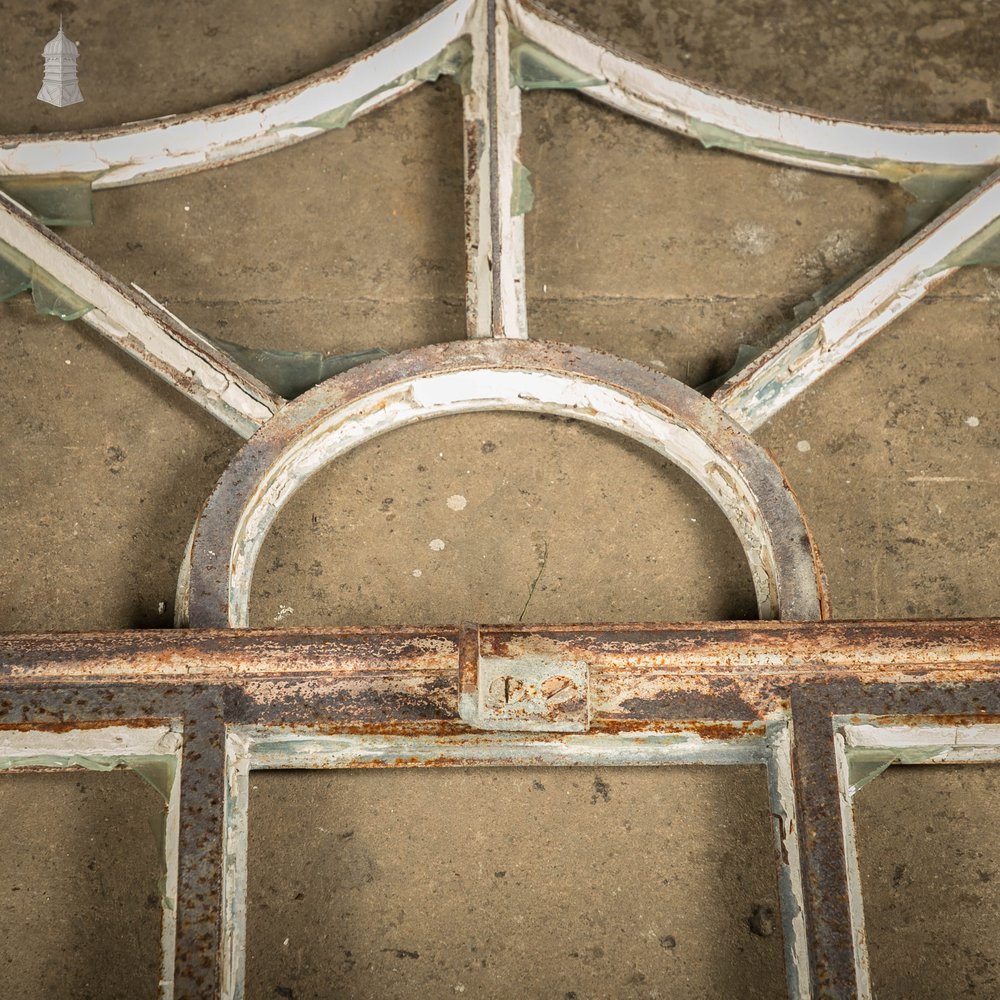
[4,618,999,693]
[3,620,1000,1000]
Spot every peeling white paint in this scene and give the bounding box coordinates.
[0,192,280,436]
[714,168,1000,431]
[511,0,1000,173]
[0,0,475,187]
[188,362,821,626]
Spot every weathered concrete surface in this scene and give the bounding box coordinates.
[1,0,999,995]
[855,764,1000,998]
[246,767,785,1000]
[0,770,162,998]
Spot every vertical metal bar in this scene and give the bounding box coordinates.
[790,692,867,999]
[833,730,873,1000]
[221,732,252,1000]
[173,688,228,999]
[161,735,184,1000]
[462,0,491,338]
[464,0,528,338]
[766,719,812,1000]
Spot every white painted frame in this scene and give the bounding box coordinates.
[220,718,807,1000]
[0,724,184,1000]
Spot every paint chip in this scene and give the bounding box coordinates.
[966,416,980,427]
[274,605,294,623]
[446,494,467,511]
[429,538,446,551]
[412,569,422,578]
[796,440,811,452]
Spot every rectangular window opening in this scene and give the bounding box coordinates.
[843,721,1000,1000]
[240,740,789,1000]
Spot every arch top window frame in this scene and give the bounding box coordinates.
[2,1,999,998]
[1,0,999,433]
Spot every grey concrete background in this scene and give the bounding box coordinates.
[1,0,999,996]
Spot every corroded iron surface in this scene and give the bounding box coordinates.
[3,621,1000,997]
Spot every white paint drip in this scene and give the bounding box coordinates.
[446,494,467,510]
[429,538,446,551]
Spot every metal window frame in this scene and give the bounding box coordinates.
[4,622,1000,998]
[2,1,999,998]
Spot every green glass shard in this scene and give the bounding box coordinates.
[0,237,93,320]
[847,745,947,796]
[0,753,175,802]
[211,336,388,399]
[933,216,1000,270]
[698,343,767,394]
[295,37,473,130]
[511,159,535,216]
[688,119,868,171]
[510,36,602,91]
[302,98,368,131]
[128,755,177,802]
[0,172,100,227]
[895,165,992,234]
[0,251,31,301]
[416,36,472,87]
[31,274,93,320]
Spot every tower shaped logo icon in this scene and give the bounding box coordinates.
[37,19,83,107]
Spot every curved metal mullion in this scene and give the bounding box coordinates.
[0,0,475,187]
[177,340,829,628]
[511,0,1000,177]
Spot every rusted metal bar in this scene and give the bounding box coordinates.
[3,3,1000,997]
[0,191,281,437]
[3,622,1000,998]
[713,168,1000,431]
[510,0,1000,177]
[463,0,528,338]
[0,0,474,187]
[173,688,228,1000]
[176,341,828,628]
[8,620,1000,692]
[790,690,863,999]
